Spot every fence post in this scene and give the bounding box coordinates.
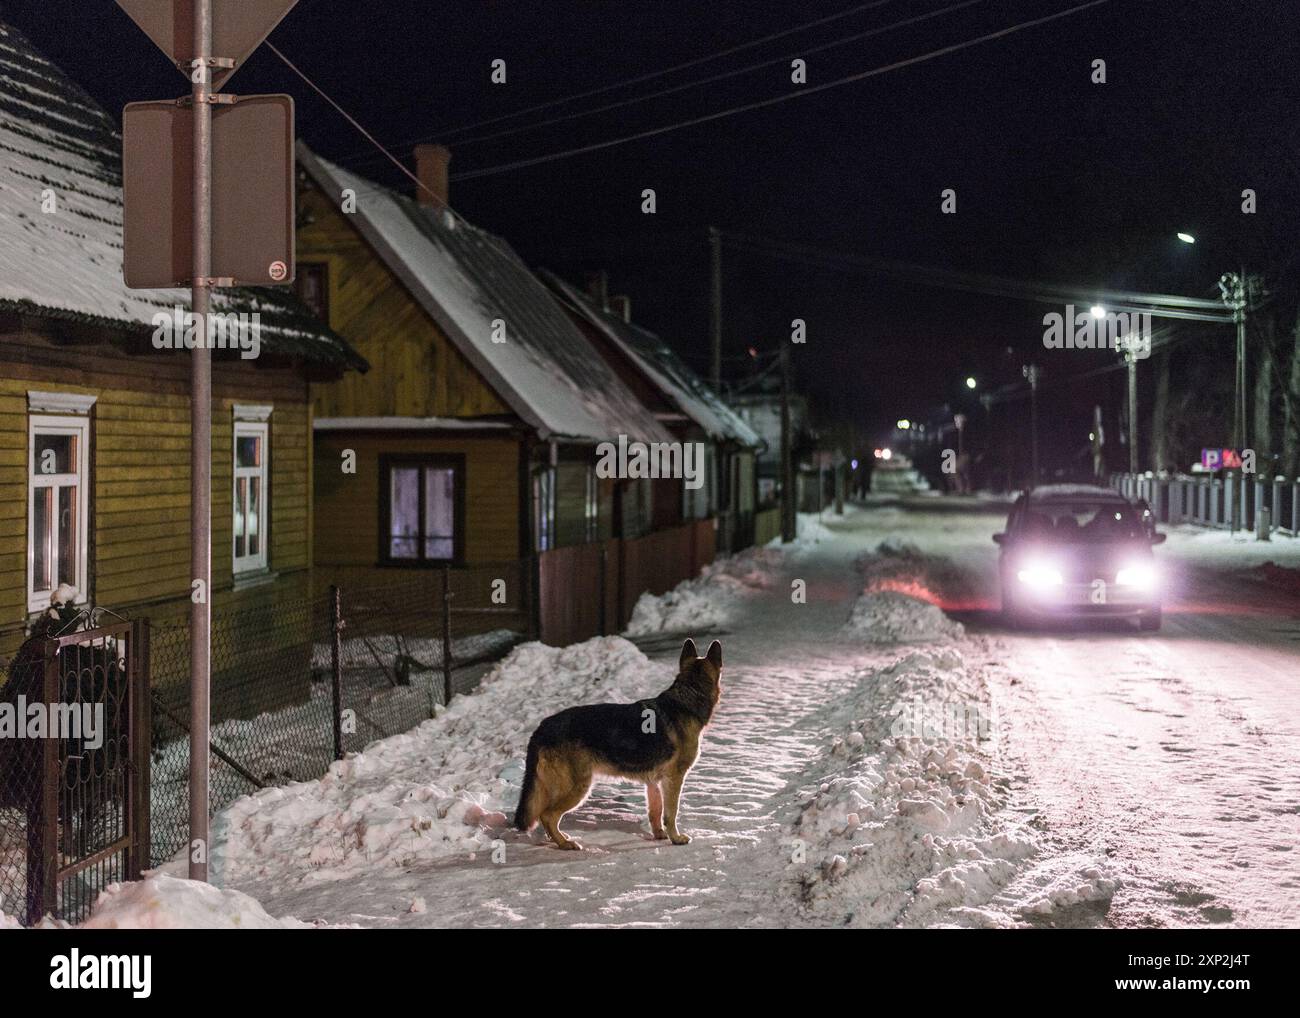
[129,619,152,878]
[598,545,607,637]
[441,564,453,709]
[329,586,344,761]
[29,639,60,925]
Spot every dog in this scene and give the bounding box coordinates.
[514,638,722,850]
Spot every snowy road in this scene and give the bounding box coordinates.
[173,499,1300,929]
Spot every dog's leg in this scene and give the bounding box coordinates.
[538,756,592,851]
[646,781,666,839]
[662,769,691,845]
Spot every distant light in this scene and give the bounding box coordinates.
[882,448,892,460]
[965,376,977,390]
[1177,232,1196,245]
[1088,432,1096,441]
[1090,305,1106,319]
[897,419,911,430]
[747,346,758,358]
[850,458,859,470]
[873,448,883,459]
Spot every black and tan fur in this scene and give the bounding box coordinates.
[514,638,722,849]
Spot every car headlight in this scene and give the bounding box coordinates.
[1017,562,1064,589]
[1116,563,1157,588]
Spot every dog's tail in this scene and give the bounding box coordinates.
[513,737,541,831]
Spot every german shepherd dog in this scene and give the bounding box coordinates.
[514,638,722,849]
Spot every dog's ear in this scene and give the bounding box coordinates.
[706,640,722,669]
[679,638,698,670]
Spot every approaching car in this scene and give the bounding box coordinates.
[994,484,1166,631]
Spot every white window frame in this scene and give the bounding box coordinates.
[232,418,270,574]
[27,414,90,613]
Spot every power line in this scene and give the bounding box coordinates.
[343,0,986,163]
[722,230,1234,319]
[449,0,1114,183]
[331,0,901,165]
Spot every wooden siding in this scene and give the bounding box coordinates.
[313,430,521,568]
[297,182,510,420]
[0,331,315,666]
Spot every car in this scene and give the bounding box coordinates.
[994,484,1166,631]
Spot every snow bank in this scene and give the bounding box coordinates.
[176,637,667,888]
[624,546,781,636]
[842,590,964,643]
[783,648,1113,926]
[80,874,322,929]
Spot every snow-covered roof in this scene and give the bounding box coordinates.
[0,18,364,371]
[297,144,672,446]
[314,416,515,432]
[542,271,761,448]
[1028,484,1125,501]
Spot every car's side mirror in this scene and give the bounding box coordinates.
[993,532,1006,545]
[1150,532,1167,545]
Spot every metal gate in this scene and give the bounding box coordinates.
[10,619,150,925]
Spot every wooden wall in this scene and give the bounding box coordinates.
[0,331,315,666]
[297,181,510,421]
[313,430,521,568]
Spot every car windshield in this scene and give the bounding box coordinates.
[1018,501,1145,542]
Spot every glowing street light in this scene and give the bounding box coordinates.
[896,418,911,430]
[1177,232,1196,244]
[1089,304,1106,319]
[965,376,977,390]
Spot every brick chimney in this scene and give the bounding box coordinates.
[413,144,451,207]
[584,270,609,311]
[609,294,632,323]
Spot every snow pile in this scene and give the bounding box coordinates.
[785,649,1061,927]
[625,546,781,636]
[80,874,322,929]
[175,637,667,887]
[842,590,964,643]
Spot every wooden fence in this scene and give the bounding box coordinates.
[537,518,717,646]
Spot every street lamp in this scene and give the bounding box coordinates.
[965,376,977,390]
[1177,232,1196,245]
[1090,304,1106,319]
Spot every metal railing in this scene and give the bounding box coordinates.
[1110,471,1300,538]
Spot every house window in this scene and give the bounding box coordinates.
[233,420,270,573]
[584,465,599,542]
[533,467,555,552]
[295,262,329,323]
[28,415,90,612]
[380,456,463,564]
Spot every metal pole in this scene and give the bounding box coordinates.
[441,565,454,708]
[1023,364,1040,485]
[1127,352,1138,475]
[189,0,213,883]
[1237,266,1248,452]
[709,227,722,393]
[780,342,795,542]
[329,586,344,761]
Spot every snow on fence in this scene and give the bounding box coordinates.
[146,566,530,868]
[1111,472,1300,536]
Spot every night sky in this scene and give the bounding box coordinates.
[6,0,1299,466]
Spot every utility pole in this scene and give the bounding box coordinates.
[1022,363,1040,486]
[780,342,796,542]
[1220,269,1249,451]
[188,0,213,885]
[709,226,722,392]
[1125,343,1139,475]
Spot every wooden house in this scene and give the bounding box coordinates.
[294,143,674,591]
[0,18,366,677]
[543,272,764,552]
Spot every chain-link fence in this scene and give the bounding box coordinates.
[148,563,531,866]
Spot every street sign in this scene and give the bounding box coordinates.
[123,94,295,288]
[1201,448,1242,471]
[116,0,298,89]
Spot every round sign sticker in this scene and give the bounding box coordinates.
[268,260,288,282]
